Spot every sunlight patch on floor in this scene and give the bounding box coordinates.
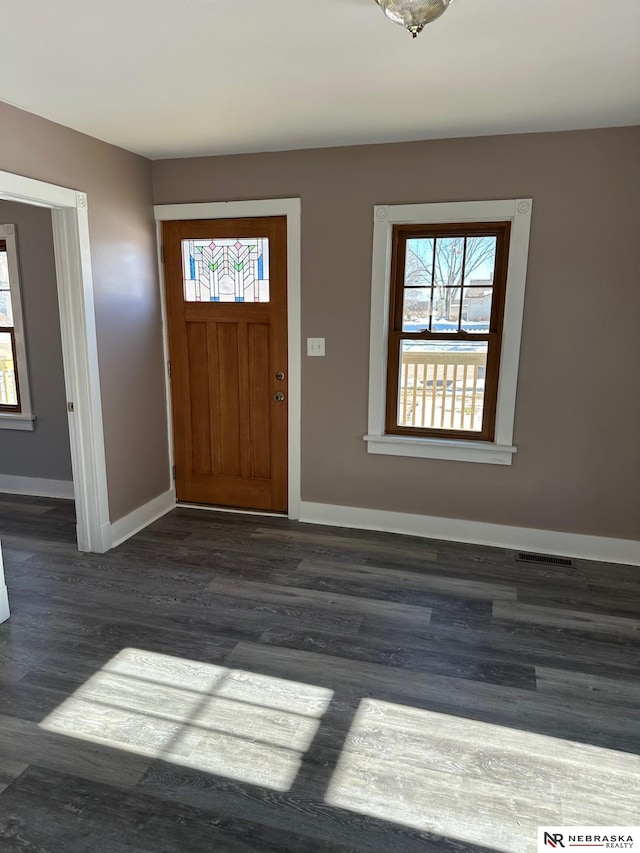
[40,648,333,791]
[324,699,640,853]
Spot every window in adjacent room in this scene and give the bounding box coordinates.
[366,200,532,465]
[0,224,33,428]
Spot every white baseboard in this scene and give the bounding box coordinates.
[104,488,176,551]
[299,502,640,567]
[0,475,74,500]
[0,541,9,623]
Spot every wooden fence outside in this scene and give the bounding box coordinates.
[399,350,486,432]
[0,357,17,407]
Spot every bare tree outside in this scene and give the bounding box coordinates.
[404,236,496,323]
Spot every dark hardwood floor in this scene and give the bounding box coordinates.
[0,495,638,852]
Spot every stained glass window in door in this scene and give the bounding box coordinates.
[182,238,270,303]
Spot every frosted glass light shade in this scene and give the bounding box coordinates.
[374,0,454,37]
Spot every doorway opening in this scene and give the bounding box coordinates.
[0,170,110,553]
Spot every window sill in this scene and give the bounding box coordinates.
[364,434,516,465]
[0,413,35,431]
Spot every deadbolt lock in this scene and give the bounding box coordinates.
[275,370,285,381]
[274,392,285,402]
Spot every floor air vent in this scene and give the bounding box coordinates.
[516,552,573,567]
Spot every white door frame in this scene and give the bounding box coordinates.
[0,170,110,552]
[154,199,302,519]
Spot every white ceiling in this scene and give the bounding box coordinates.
[1,0,639,160]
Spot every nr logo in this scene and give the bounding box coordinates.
[544,833,565,848]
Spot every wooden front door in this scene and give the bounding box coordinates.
[163,216,288,512]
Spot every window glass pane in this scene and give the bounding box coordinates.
[402,288,432,332]
[461,235,496,332]
[0,330,18,406]
[182,238,270,303]
[398,340,488,432]
[404,239,434,287]
[424,287,461,333]
[462,236,497,286]
[0,250,13,327]
[434,236,465,289]
[0,251,8,284]
[430,288,461,332]
[431,236,464,331]
[461,287,493,333]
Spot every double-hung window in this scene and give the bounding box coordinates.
[366,200,532,465]
[0,224,33,429]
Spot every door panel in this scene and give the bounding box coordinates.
[163,217,288,512]
[186,322,211,475]
[247,323,271,480]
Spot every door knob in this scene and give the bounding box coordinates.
[274,392,285,402]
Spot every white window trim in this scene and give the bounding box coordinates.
[365,198,533,465]
[0,224,34,430]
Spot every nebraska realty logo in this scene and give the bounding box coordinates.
[538,827,640,851]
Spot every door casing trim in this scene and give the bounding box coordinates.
[0,169,110,552]
[154,199,302,519]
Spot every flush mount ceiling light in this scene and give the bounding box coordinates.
[374,0,454,38]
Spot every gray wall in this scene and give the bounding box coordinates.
[153,126,640,541]
[0,101,170,522]
[0,201,71,481]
